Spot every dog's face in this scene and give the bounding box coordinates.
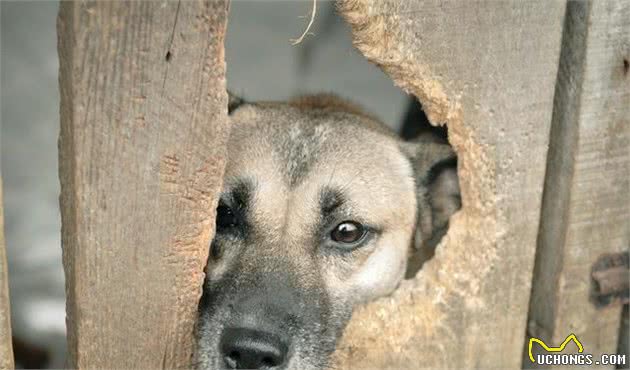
[197,95,459,370]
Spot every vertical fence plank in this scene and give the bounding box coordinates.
[527,1,630,367]
[334,1,566,368]
[619,306,629,367]
[0,177,14,370]
[57,1,229,368]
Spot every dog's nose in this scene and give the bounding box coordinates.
[220,327,289,369]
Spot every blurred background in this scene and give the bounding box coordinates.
[0,1,408,367]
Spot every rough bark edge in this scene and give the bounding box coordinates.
[333,0,501,367]
[335,0,493,217]
[334,0,496,298]
[337,0,454,125]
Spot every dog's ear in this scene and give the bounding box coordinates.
[227,90,245,114]
[401,139,461,272]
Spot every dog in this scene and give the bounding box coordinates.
[196,93,461,369]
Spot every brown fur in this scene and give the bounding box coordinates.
[288,94,377,121]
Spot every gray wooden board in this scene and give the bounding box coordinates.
[527,1,630,368]
[57,1,229,367]
[334,0,566,368]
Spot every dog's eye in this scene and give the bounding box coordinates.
[330,221,366,244]
[216,203,238,231]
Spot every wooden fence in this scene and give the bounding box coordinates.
[0,0,627,369]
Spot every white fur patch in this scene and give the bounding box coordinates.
[348,234,411,303]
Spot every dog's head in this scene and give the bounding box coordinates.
[197,94,460,369]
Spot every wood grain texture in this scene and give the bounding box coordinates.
[334,1,566,368]
[0,177,14,370]
[57,1,229,368]
[618,306,629,367]
[527,1,630,367]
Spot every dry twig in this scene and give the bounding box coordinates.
[291,0,317,45]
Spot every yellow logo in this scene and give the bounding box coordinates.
[528,334,584,363]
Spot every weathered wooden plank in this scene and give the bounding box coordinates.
[334,0,566,368]
[57,1,229,368]
[527,1,630,367]
[0,177,14,370]
[619,306,629,368]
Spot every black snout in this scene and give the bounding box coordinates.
[220,327,289,369]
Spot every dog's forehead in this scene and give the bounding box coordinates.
[223,105,416,231]
[226,104,409,187]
